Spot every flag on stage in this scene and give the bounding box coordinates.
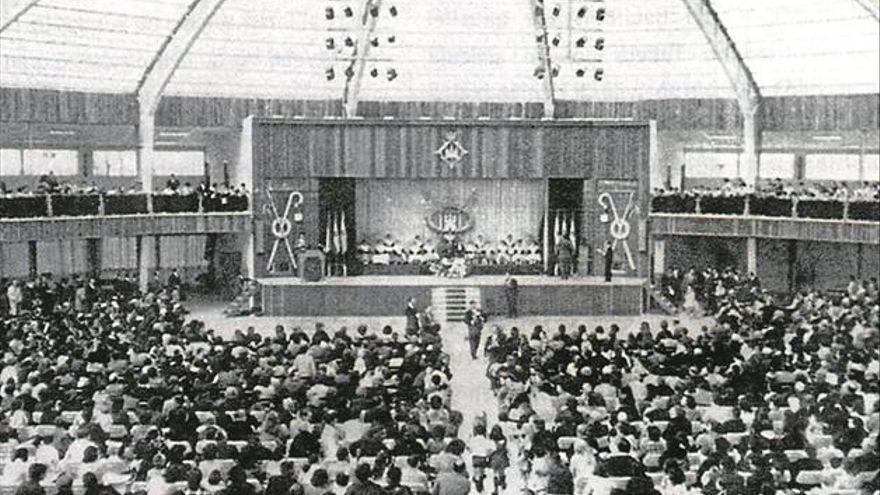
[339,211,348,254]
[332,212,342,255]
[543,209,550,272]
[324,213,333,255]
[553,211,561,243]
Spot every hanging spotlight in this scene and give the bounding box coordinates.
[550,66,559,78]
[325,7,335,20]
[325,68,335,80]
[576,6,587,18]
[387,35,396,44]
[325,37,335,50]
[345,66,355,79]
[575,68,585,78]
[370,37,379,47]
[596,7,606,21]
[344,37,355,47]
[594,37,605,51]
[370,4,380,17]
[551,35,561,47]
[552,4,561,16]
[575,37,586,48]
[533,66,546,79]
[386,68,398,81]
[389,5,398,16]
[370,67,379,78]
[535,33,545,42]
[594,68,604,81]
[343,6,353,17]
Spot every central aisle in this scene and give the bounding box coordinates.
[441,321,496,437]
[440,320,527,493]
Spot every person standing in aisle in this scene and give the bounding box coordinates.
[463,300,485,360]
[504,274,518,319]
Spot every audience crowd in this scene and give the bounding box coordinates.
[651,180,880,220]
[484,268,879,494]
[653,179,880,202]
[0,173,249,217]
[0,273,481,495]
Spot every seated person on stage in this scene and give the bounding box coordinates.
[465,234,487,264]
[357,238,372,265]
[407,235,426,264]
[496,234,518,264]
[423,237,440,262]
[510,237,529,265]
[523,236,542,265]
[372,235,391,265]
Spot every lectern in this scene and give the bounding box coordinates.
[299,250,325,282]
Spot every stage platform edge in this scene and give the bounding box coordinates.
[259,275,646,317]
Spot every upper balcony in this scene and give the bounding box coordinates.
[0,193,251,242]
[650,194,880,245]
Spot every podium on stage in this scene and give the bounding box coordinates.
[299,250,325,282]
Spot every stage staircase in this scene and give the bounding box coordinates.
[648,285,678,315]
[431,287,481,322]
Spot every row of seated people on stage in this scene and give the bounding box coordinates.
[653,179,880,201]
[0,275,503,495]
[480,272,879,494]
[357,234,543,266]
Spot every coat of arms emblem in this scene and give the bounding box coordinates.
[434,131,469,167]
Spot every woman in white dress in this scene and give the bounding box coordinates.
[682,284,700,316]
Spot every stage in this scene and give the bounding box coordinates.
[259,275,646,316]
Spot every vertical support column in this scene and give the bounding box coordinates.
[746,237,757,275]
[137,236,149,293]
[653,238,666,278]
[786,240,798,293]
[85,238,101,277]
[243,232,255,280]
[741,107,761,188]
[137,115,156,193]
[28,240,37,278]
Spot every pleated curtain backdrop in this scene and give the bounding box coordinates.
[158,236,208,270]
[0,242,30,278]
[36,239,87,275]
[101,237,139,270]
[354,179,545,245]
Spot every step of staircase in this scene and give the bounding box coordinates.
[431,287,481,322]
[648,286,678,315]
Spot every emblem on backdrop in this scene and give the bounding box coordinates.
[426,206,474,235]
[434,131,469,167]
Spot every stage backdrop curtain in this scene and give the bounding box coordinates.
[355,179,545,245]
[36,239,87,275]
[0,242,29,277]
[101,237,139,270]
[159,236,208,269]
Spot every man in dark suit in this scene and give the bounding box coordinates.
[556,236,574,280]
[463,300,485,360]
[602,240,614,282]
[404,297,419,333]
[597,439,645,477]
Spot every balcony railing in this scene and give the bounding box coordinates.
[0,193,249,219]
[651,194,879,222]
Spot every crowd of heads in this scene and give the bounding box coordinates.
[0,276,473,494]
[483,267,879,494]
[653,179,880,202]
